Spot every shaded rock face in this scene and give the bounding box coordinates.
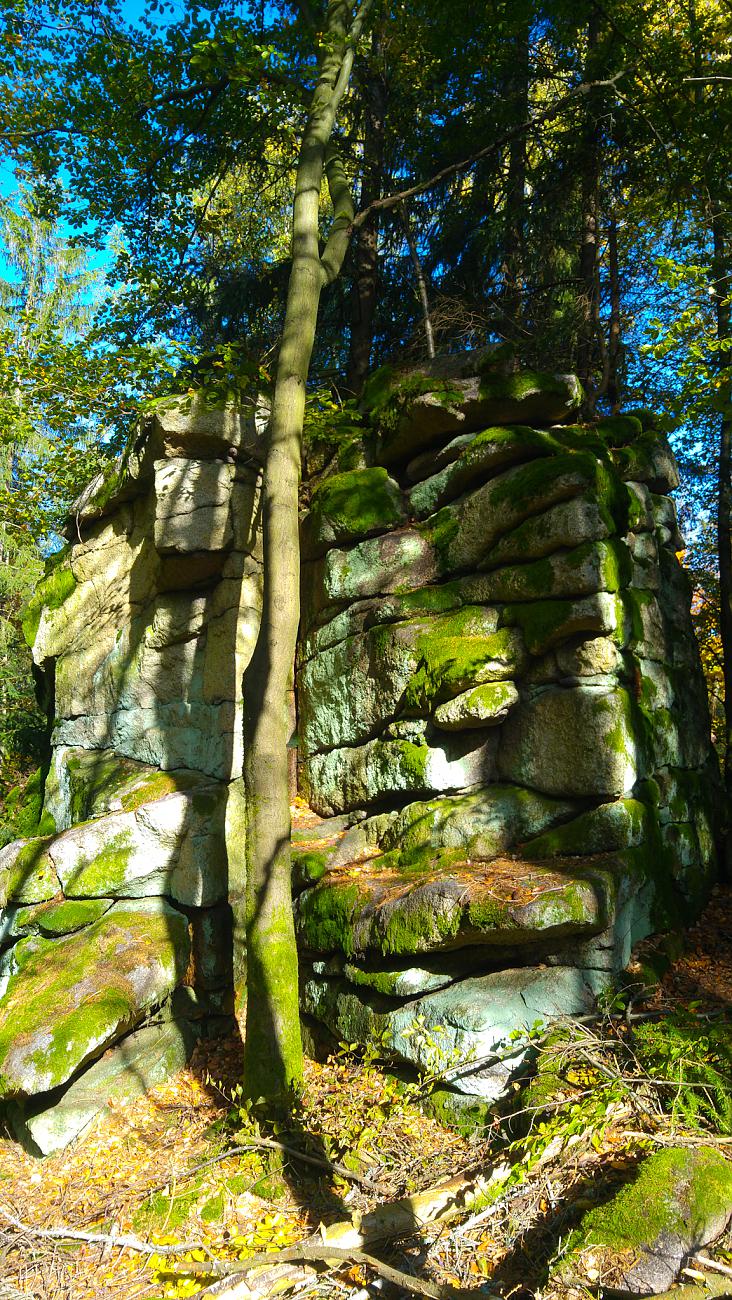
[296,362,719,1099]
[0,360,719,1147]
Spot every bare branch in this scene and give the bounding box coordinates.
[168,1241,493,1300]
[320,144,356,284]
[0,1204,205,1257]
[352,71,629,230]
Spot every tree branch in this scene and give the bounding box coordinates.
[351,71,629,230]
[169,1241,490,1300]
[320,144,356,283]
[0,1204,205,1257]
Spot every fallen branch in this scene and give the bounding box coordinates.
[169,1242,489,1300]
[691,1253,732,1279]
[0,1203,205,1257]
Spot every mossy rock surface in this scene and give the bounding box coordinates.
[430,451,611,575]
[368,364,582,466]
[555,1146,732,1295]
[59,748,210,825]
[296,849,628,958]
[305,467,406,555]
[302,961,598,1102]
[502,591,624,656]
[0,836,59,907]
[13,1019,198,1155]
[498,686,641,799]
[13,897,113,937]
[21,561,77,649]
[408,424,563,518]
[432,680,519,729]
[0,897,189,1099]
[380,785,578,858]
[302,730,497,816]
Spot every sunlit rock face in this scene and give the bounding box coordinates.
[0,396,262,1150]
[295,355,719,1102]
[0,357,720,1146]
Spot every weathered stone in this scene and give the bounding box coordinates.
[498,686,640,798]
[303,732,498,816]
[433,452,607,573]
[0,837,59,907]
[12,1020,198,1155]
[406,431,476,483]
[305,467,407,556]
[556,635,624,680]
[554,1147,732,1295]
[302,963,599,1101]
[460,539,632,605]
[0,898,189,1099]
[503,592,625,656]
[432,681,519,729]
[148,393,267,461]
[522,798,652,857]
[53,699,241,783]
[12,898,113,937]
[154,458,235,553]
[380,785,578,857]
[296,850,629,958]
[482,494,614,569]
[372,367,582,466]
[409,425,560,518]
[312,527,439,609]
[47,787,227,907]
[44,746,210,831]
[613,431,680,494]
[299,607,504,753]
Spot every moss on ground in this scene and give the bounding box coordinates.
[566,1146,732,1254]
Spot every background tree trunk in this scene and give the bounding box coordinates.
[577,9,601,407]
[712,206,732,876]
[346,34,386,397]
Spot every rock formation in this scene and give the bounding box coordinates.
[0,354,720,1149]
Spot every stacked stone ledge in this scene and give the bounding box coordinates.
[295,355,719,1112]
[0,354,719,1150]
[0,395,267,1152]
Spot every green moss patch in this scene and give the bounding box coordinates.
[0,836,59,907]
[296,851,622,959]
[561,1146,732,1266]
[0,899,189,1098]
[307,467,406,551]
[404,621,525,713]
[21,564,77,648]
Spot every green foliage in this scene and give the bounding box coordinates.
[632,1013,732,1134]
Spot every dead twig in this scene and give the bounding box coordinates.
[0,1204,206,1258]
[169,1242,491,1300]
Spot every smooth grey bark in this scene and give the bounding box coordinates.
[241,0,371,1102]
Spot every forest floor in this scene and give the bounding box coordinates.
[0,887,731,1300]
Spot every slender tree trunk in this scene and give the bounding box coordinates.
[502,13,529,342]
[345,36,386,397]
[606,209,622,411]
[577,10,601,406]
[241,0,370,1103]
[712,207,732,875]
[399,201,435,359]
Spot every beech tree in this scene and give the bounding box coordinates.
[240,0,372,1099]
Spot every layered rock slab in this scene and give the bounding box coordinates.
[0,898,189,1098]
